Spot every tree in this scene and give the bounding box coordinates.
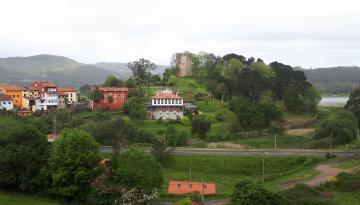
[103,75,124,87]
[0,125,49,192]
[47,129,101,201]
[315,118,358,145]
[112,149,163,197]
[345,86,360,125]
[231,179,286,205]
[89,86,104,103]
[108,118,137,153]
[190,115,211,139]
[151,140,173,165]
[127,58,157,90]
[122,97,146,120]
[229,97,282,129]
[235,68,271,102]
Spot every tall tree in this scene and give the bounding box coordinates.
[127,58,157,89]
[47,129,100,201]
[190,115,212,139]
[103,75,124,87]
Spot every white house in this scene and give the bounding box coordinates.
[0,94,14,111]
[58,87,78,104]
[35,98,47,111]
[149,90,184,120]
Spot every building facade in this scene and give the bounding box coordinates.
[149,90,183,120]
[0,94,14,111]
[58,87,78,104]
[0,85,22,108]
[32,81,58,110]
[91,87,128,111]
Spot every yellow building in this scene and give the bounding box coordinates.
[0,85,22,108]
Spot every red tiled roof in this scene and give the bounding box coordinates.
[152,92,182,99]
[21,86,37,91]
[33,80,57,87]
[0,94,12,101]
[58,87,77,92]
[168,181,216,195]
[99,87,128,92]
[58,92,67,96]
[0,85,21,91]
[47,134,61,140]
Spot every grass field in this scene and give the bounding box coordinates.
[160,155,322,201]
[0,191,62,205]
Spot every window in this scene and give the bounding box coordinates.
[13,95,15,97]
[204,185,207,188]
[189,184,192,188]
[24,94,26,97]
[177,184,181,188]
[8,102,10,104]
[17,95,19,97]
[114,95,117,103]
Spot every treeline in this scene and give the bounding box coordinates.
[0,117,165,204]
[300,66,360,94]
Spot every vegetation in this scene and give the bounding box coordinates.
[46,129,101,201]
[345,86,360,125]
[0,125,49,192]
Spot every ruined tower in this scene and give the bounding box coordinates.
[174,52,192,77]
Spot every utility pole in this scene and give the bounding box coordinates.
[201,177,205,203]
[262,154,265,183]
[330,131,333,156]
[274,134,277,150]
[52,111,57,134]
[189,159,192,181]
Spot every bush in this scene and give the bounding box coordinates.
[189,140,207,148]
[325,172,360,192]
[281,184,334,205]
[231,179,287,205]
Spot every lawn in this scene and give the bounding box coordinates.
[0,191,63,205]
[160,155,321,201]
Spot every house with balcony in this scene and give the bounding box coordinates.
[32,81,58,110]
[149,90,184,120]
[58,87,78,104]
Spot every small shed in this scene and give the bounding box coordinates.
[168,180,216,195]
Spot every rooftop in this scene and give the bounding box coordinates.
[0,85,21,91]
[99,87,128,92]
[152,92,182,99]
[33,80,57,87]
[21,86,38,91]
[0,94,13,101]
[58,87,77,92]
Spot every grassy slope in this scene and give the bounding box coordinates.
[0,191,63,205]
[160,155,321,201]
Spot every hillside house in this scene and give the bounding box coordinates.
[0,85,22,108]
[91,87,128,111]
[149,90,183,120]
[168,181,216,195]
[0,94,14,111]
[32,81,58,110]
[58,87,78,104]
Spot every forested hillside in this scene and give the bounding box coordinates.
[300,66,360,94]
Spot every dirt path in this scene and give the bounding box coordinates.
[280,156,360,189]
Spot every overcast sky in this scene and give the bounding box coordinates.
[0,0,359,68]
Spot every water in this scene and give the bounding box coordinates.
[319,97,349,106]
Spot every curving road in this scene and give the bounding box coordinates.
[101,146,358,157]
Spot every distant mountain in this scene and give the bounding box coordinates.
[299,66,360,94]
[0,54,168,87]
[94,62,168,78]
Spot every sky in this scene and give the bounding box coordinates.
[0,0,360,68]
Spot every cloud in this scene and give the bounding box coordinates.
[0,0,359,68]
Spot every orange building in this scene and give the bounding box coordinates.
[0,85,22,108]
[168,181,216,195]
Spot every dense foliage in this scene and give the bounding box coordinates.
[229,97,282,129]
[231,179,286,205]
[0,125,49,192]
[112,149,163,195]
[190,115,212,139]
[315,110,358,145]
[47,129,101,201]
[345,86,360,126]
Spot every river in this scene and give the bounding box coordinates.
[319,96,349,106]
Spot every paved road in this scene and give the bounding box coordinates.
[101,146,358,157]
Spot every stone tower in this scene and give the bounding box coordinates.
[175,52,192,77]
